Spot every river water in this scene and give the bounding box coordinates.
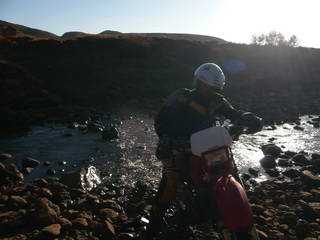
[0,114,319,187]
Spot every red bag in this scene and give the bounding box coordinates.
[214,175,253,232]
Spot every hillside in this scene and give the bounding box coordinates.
[0,20,59,39]
[0,21,320,127]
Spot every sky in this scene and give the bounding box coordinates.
[0,0,319,48]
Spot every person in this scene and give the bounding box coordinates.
[147,62,262,237]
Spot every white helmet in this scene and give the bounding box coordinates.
[194,63,225,90]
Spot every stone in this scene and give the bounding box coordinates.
[300,191,314,201]
[301,170,320,187]
[46,169,56,175]
[43,161,51,166]
[22,167,33,175]
[279,224,289,232]
[265,168,280,177]
[295,219,310,238]
[42,223,61,236]
[71,218,88,229]
[294,125,304,131]
[283,168,301,178]
[280,212,298,226]
[292,154,310,166]
[261,144,282,157]
[102,220,115,238]
[241,173,251,181]
[34,198,59,226]
[284,151,297,158]
[248,167,259,177]
[256,229,268,240]
[22,157,40,168]
[10,196,28,208]
[99,208,119,221]
[102,126,119,141]
[60,166,101,191]
[260,155,276,169]
[2,234,27,240]
[308,202,320,216]
[58,217,72,229]
[311,153,320,160]
[251,204,265,215]
[118,233,135,240]
[277,158,292,167]
[0,153,13,161]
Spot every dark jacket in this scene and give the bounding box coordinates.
[154,88,243,158]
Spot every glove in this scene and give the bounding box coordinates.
[239,112,263,133]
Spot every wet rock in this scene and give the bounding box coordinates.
[311,153,320,160]
[0,153,13,161]
[71,218,88,229]
[283,169,301,178]
[311,158,320,172]
[251,204,265,215]
[58,217,72,229]
[10,195,28,208]
[34,198,59,226]
[60,166,101,191]
[42,223,61,236]
[277,158,292,167]
[292,154,310,166]
[102,220,115,238]
[118,233,134,240]
[46,169,56,175]
[2,234,27,240]
[265,168,280,177]
[278,204,292,212]
[295,219,310,238]
[308,202,320,217]
[301,170,320,187]
[300,191,313,201]
[261,144,282,157]
[0,163,24,182]
[294,125,304,131]
[280,211,298,226]
[0,210,28,231]
[256,229,268,240]
[34,178,49,187]
[248,167,259,177]
[22,167,33,175]
[241,173,251,181]
[58,161,67,166]
[22,157,40,168]
[102,126,119,141]
[279,224,289,232]
[99,208,119,221]
[260,155,276,169]
[268,229,284,239]
[284,150,297,158]
[43,161,51,166]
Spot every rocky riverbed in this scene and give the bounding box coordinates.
[1,114,320,239]
[1,145,320,239]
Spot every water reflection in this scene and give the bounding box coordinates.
[0,115,319,186]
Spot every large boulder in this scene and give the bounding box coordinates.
[261,144,282,157]
[260,155,277,169]
[60,166,101,191]
[292,154,310,166]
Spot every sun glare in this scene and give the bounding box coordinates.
[213,0,320,47]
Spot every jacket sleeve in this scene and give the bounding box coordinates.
[211,96,245,122]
